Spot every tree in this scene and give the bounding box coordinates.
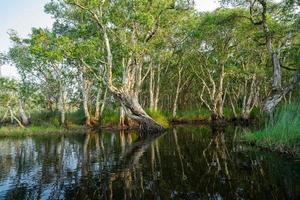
[221,0,300,113]
[56,0,192,132]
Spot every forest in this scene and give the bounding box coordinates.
[1,0,300,146]
[1,0,300,199]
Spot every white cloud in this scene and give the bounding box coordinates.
[195,0,219,12]
[0,64,19,79]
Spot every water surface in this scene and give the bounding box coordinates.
[0,126,299,199]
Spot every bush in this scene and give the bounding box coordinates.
[67,108,85,125]
[30,111,60,126]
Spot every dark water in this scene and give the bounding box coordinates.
[0,126,299,200]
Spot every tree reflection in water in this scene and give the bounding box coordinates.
[0,126,299,200]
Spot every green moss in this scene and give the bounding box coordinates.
[244,101,300,156]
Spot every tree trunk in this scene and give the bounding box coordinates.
[211,64,226,122]
[103,18,163,133]
[116,91,165,133]
[149,65,154,110]
[262,70,300,113]
[172,68,182,119]
[154,66,160,111]
[172,83,180,119]
[58,84,66,126]
[99,88,107,119]
[94,87,102,121]
[119,106,126,127]
[83,90,91,126]
[82,84,91,126]
[18,98,29,126]
[9,106,24,128]
[241,75,258,121]
[271,52,281,91]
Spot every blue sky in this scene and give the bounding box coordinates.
[0,0,53,78]
[0,0,219,78]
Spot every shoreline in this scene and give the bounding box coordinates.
[1,121,297,160]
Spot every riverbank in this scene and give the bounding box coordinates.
[243,129,300,158]
[243,102,300,158]
[0,125,86,137]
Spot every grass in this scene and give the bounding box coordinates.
[0,125,85,137]
[175,107,257,120]
[146,109,169,128]
[101,108,170,128]
[101,109,120,126]
[176,107,211,120]
[244,101,300,156]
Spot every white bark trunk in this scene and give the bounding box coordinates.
[18,98,29,126]
[154,66,160,111]
[94,88,102,121]
[172,68,182,119]
[149,64,154,110]
[263,69,300,112]
[58,84,66,125]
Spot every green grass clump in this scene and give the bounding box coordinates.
[30,111,60,126]
[0,124,85,137]
[176,107,211,120]
[244,101,300,156]
[101,109,120,125]
[147,109,169,128]
[0,125,64,137]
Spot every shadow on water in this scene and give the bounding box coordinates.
[0,126,299,199]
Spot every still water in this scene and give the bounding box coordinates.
[0,126,299,200]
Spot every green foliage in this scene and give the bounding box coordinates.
[176,107,211,120]
[101,109,120,126]
[30,111,58,126]
[244,101,300,156]
[1,0,300,132]
[67,108,86,125]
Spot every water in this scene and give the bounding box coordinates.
[0,126,299,200]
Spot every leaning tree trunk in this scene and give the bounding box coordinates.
[102,16,164,133]
[262,70,300,113]
[115,90,165,133]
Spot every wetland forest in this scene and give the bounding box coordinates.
[0,0,300,199]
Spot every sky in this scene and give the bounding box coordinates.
[0,0,219,79]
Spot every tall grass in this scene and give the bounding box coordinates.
[176,107,211,120]
[244,101,300,156]
[101,109,120,125]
